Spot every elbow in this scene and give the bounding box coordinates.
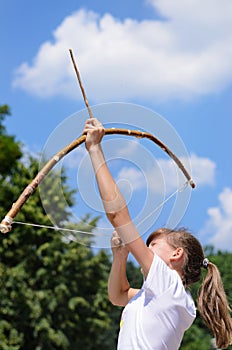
[106,210,117,223]
[108,295,119,306]
[106,212,120,228]
[106,207,131,228]
[108,285,129,307]
[108,288,119,306]
[108,294,125,307]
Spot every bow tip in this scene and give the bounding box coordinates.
[0,218,13,234]
[189,180,196,189]
[0,223,12,234]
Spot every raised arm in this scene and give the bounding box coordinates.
[83,118,154,277]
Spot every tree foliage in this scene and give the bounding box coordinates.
[0,105,22,177]
[0,104,120,349]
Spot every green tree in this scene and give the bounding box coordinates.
[0,108,117,349]
[0,104,22,177]
[0,156,117,349]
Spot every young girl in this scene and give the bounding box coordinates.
[83,118,232,349]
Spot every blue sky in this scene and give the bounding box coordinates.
[1,0,232,251]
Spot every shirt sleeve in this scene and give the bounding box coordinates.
[143,253,182,297]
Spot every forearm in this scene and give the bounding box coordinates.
[108,255,130,306]
[88,144,141,248]
[88,144,130,225]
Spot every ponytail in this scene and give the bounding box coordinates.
[197,261,232,349]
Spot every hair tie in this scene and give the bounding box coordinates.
[202,258,209,269]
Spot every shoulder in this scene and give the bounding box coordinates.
[144,254,183,296]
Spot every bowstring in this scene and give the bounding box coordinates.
[12,221,107,237]
[137,180,190,229]
[12,181,190,238]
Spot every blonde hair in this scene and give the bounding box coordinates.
[146,228,232,349]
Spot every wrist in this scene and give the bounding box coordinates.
[112,250,129,261]
[87,143,102,154]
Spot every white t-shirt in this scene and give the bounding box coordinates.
[117,254,196,350]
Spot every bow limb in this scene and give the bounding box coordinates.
[104,128,195,189]
[0,134,85,233]
[0,128,195,234]
[69,49,93,119]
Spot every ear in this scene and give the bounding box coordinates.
[170,247,185,262]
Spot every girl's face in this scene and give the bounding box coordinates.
[148,235,176,266]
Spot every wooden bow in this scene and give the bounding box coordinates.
[0,50,195,234]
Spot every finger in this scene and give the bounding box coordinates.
[84,124,95,130]
[111,236,123,247]
[112,230,120,238]
[82,123,95,135]
[111,231,123,246]
[85,118,99,125]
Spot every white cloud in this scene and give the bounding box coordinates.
[13,1,232,102]
[185,153,216,187]
[150,153,216,193]
[200,187,232,251]
[116,167,145,191]
[114,153,216,195]
[115,139,140,158]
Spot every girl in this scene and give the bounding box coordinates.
[83,118,232,349]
